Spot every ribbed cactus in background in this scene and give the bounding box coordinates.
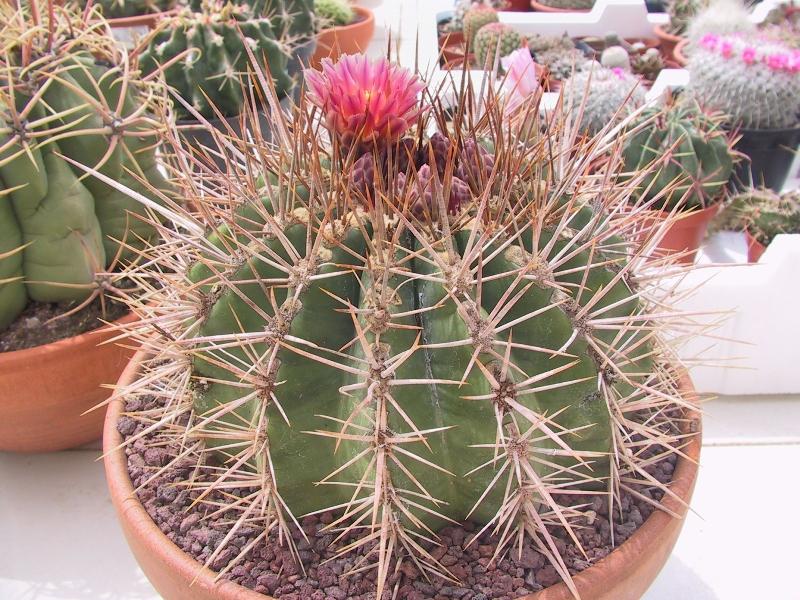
[474,22,523,66]
[140,1,293,119]
[313,0,352,27]
[712,188,800,244]
[622,100,736,211]
[116,54,696,599]
[536,0,595,10]
[81,0,175,18]
[0,1,169,330]
[563,65,646,135]
[688,32,800,130]
[463,4,499,49]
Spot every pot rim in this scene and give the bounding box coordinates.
[105,349,701,600]
[0,310,136,362]
[317,5,374,34]
[652,23,683,43]
[737,123,800,135]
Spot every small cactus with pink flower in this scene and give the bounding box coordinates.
[688,32,800,130]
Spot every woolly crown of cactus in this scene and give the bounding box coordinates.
[0,0,169,330]
[622,100,736,211]
[140,1,294,119]
[711,188,800,244]
[112,55,699,600]
[688,32,800,130]
[304,54,425,149]
[563,65,646,135]
[685,0,754,41]
[314,0,353,28]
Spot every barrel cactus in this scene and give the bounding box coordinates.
[463,4,499,49]
[563,65,646,135]
[474,22,523,66]
[622,100,736,211]
[449,0,507,33]
[688,32,800,130]
[712,187,800,244]
[140,0,294,119]
[115,54,697,598]
[313,0,353,27]
[0,1,169,330]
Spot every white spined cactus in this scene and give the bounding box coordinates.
[562,65,646,135]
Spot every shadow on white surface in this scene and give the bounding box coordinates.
[0,450,158,600]
[644,556,720,599]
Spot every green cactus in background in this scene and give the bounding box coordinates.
[563,65,646,135]
[80,0,176,18]
[536,0,595,10]
[711,188,800,244]
[666,0,705,35]
[622,100,736,211]
[448,0,508,33]
[116,54,696,600]
[474,22,523,66]
[527,34,590,80]
[0,1,169,330]
[314,0,353,27]
[463,4,499,50]
[140,1,294,119]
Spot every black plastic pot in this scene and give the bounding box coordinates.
[177,94,294,171]
[734,125,800,191]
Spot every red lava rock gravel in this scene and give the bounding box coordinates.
[119,397,677,600]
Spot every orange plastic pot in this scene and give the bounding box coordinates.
[645,204,720,264]
[530,0,590,12]
[0,311,137,453]
[653,25,683,62]
[105,350,701,600]
[312,6,375,68]
[745,231,767,263]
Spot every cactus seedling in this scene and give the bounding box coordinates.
[622,100,736,211]
[140,1,294,119]
[0,0,169,330]
[114,54,700,599]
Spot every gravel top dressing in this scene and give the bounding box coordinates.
[120,395,677,600]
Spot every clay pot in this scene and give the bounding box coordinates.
[673,38,690,66]
[312,6,375,68]
[644,204,721,264]
[745,231,767,263]
[507,0,532,9]
[439,30,469,64]
[530,0,591,12]
[0,311,137,453]
[653,24,683,62]
[105,350,701,600]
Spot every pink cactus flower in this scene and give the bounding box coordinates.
[500,48,540,115]
[304,54,426,149]
[741,46,757,64]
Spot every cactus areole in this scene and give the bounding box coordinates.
[123,54,696,597]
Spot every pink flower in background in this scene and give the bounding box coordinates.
[742,46,757,64]
[304,55,426,148]
[500,48,539,115]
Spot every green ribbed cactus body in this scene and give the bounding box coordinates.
[186,188,648,524]
[474,23,523,67]
[314,0,353,26]
[714,188,800,244]
[537,0,594,9]
[141,4,293,119]
[0,30,167,330]
[463,6,499,50]
[623,101,734,210]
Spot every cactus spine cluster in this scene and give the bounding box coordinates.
[0,1,169,330]
[712,188,800,244]
[140,1,293,119]
[116,54,697,599]
[563,65,646,135]
[313,0,353,27]
[474,22,523,66]
[622,100,736,211]
[688,32,800,130]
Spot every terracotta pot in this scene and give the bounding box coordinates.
[0,311,137,453]
[644,204,720,264]
[745,231,767,263]
[507,0,532,9]
[673,38,689,66]
[439,30,469,64]
[653,25,683,62]
[312,6,375,68]
[105,350,701,600]
[530,0,591,12]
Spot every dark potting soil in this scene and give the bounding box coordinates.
[120,395,677,600]
[0,295,129,353]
